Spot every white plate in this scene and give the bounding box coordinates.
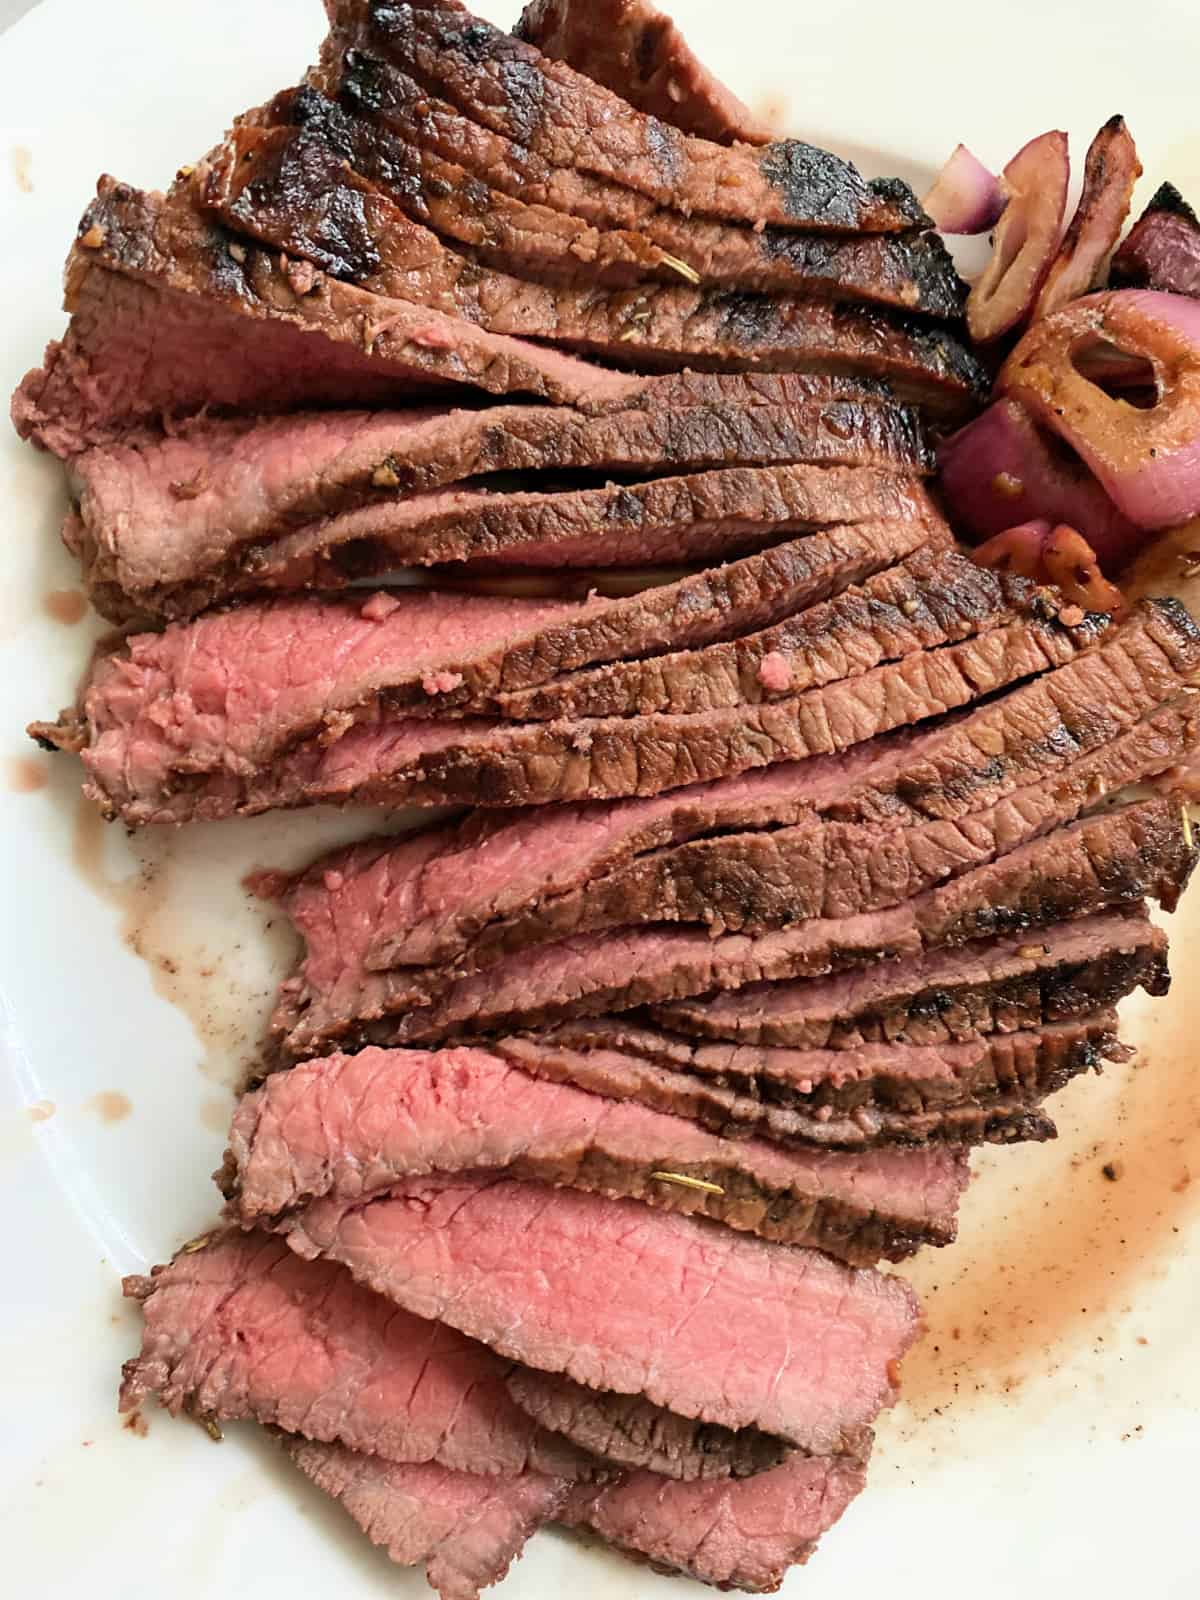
[2,2,1199,1594]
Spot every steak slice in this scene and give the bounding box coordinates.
[94,605,1093,827]
[364,694,1200,971]
[497,1015,1123,1150]
[119,1230,593,1478]
[344,798,1195,1048]
[201,122,983,415]
[67,398,929,617]
[283,1175,922,1451]
[68,457,938,622]
[516,0,773,146]
[1110,182,1200,296]
[496,547,1064,720]
[329,0,926,232]
[33,523,937,798]
[220,1043,971,1262]
[277,82,965,314]
[654,908,1170,1047]
[283,1438,565,1600]
[561,1450,867,1592]
[504,1370,790,1482]
[321,45,962,316]
[11,180,640,459]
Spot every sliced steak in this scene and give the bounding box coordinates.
[13,180,643,459]
[277,82,964,314]
[201,122,982,415]
[1110,182,1200,296]
[504,1370,791,1482]
[283,1175,922,1452]
[340,798,1195,1047]
[515,0,773,145]
[174,608,1098,828]
[329,0,926,232]
[119,1230,592,1478]
[283,1438,565,1600]
[561,1450,867,1592]
[220,1043,971,1262]
[68,398,929,617]
[498,1015,1122,1150]
[497,547,1063,720]
[654,908,1170,1047]
[34,523,938,797]
[322,45,962,315]
[366,694,1200,971]
[69,457,938,622]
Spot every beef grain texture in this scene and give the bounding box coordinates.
[284,1174,921,1450]
[164,608,1097,829]
[12,180,642,459]
[221,1043,971,1263]
[345,797,1196,1048]
[561,1449,867,1592]
[495,548,1081,720]
[1110,182,1200,296]
[119,1230,592,1478]
[516,0,775,145]
[283,1436,566,1600]
[653,908,1170,1048]
[504,1368,791,1482]
[67,395,929,618]
[330,0,927,231]
[202,119,982,415]
[69,454,938,623]
[498,1015,1122,1151]
[34,520,940,802]
[318,42,963,320]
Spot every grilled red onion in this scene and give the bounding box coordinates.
[1035,116,1142,319]
[922,144,1005,234]
[970,520,1052,579]
[967,131,1070,343]
[936,398,1141,572]
[1000,289,1200,529]
[971,520,1124,614]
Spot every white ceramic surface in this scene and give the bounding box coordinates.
[2,2,1199,1595]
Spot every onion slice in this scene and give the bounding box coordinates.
[1035,116,1142,319]
[1000,289,1200,528]
[936,398,1141,572]
[970,520,1124,614]
[922,144,1005,234]
[967,130,1070,343]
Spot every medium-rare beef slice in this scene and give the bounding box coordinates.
[516,0,772,146]
[320,44,961,317]
[382,694,1200,972]
[70,457,938,623]
[283,1438,565,1600]
[201,121,982,415]
[220,1044,971,1263]
[283,1174,921,1451]
[653,909,1170,1047]
[277,82,965,314]
[329,0,926,231]
[348,798,1195,1047]
[34,524,937,802]
[116,604,1093,828]
[499,1015,1122,1150]
[120,1230,591,1478]
[67,401,929,622]
[504,1370,791,1482]
[12,181,637,460]
[561,1449,867,1593]
[497,547,1057,720]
